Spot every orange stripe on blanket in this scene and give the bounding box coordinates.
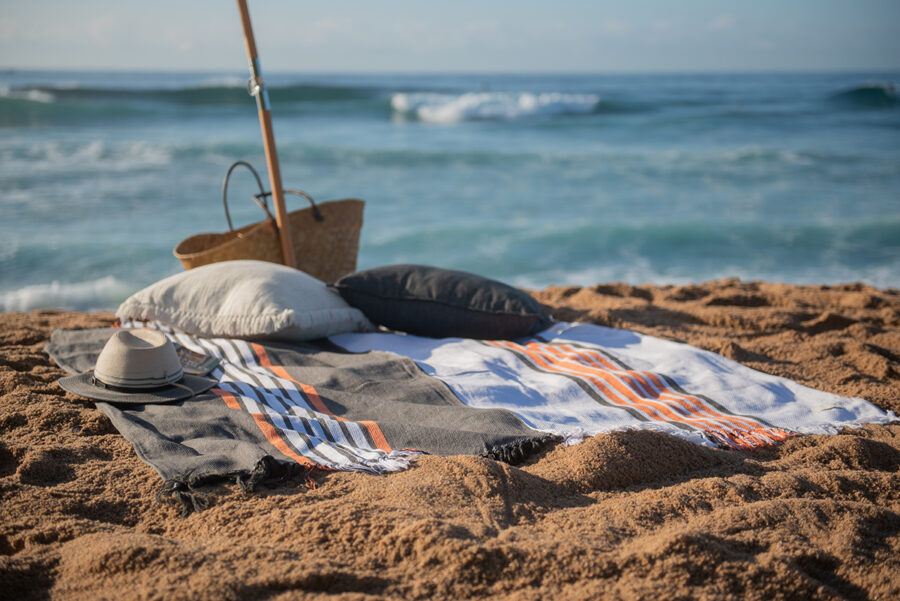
[531,343,767,448]
[539,342,779,445]
[493,341,719,427]
[251,413,316,467]
[558,345,780,440]
[489,340,757,449]
[250,343,393,453]
[209,387,314,466]
[211,387,242,411]
[358,421,391,452]
[546,343,792,444]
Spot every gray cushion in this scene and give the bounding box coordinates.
[332,264,553,340]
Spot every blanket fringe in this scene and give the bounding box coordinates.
[482,434,562,465]
[156,480,209,518]
[156,457,318,517]
[236,455,318,493]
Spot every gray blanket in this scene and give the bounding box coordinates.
[46,328,554,512]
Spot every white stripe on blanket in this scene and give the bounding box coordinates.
[331,322,895,450]
[122,320,421,474]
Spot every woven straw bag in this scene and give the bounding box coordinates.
[174,161,364,283]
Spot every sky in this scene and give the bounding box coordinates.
[1,0,898,73]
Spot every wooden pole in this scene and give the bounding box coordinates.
[236,0,296,267]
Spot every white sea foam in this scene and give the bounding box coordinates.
[196,75,246,88]
[0,85,55,103]
[391,91,599,123]
[0,276,133,312]
[0,140,173,176]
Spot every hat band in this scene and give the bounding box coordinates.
[92,365,185,389]
[91,372,185,393]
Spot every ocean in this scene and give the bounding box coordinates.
[1,70,898,312]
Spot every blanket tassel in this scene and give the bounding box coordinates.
[156,480,210,517]
[237,456,317,493]
[482,434,562,465]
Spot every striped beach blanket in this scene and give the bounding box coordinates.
[47,322,894,491]
[331,321,893,450]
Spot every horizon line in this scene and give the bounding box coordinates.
[3,66,900,77]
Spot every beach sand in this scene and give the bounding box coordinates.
[2,279,899,600]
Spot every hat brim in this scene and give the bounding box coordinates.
[58,373,216,405]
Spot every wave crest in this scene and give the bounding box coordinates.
[391,91,601,123]
[1,82,375,106]
[828,83,897,109]
[0,85,56,103]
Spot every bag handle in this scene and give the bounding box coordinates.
[255,190,324,222]
[222,161,324,231]
[222,161,272,231]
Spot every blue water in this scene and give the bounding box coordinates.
[1,70,899,311]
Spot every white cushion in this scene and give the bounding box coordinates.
[116,260,374,341]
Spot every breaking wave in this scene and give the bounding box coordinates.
[828,83,897,109]
[0,82,378,105]
[0,82,381,125]
[0,85,56,103]
[391,92,602,123]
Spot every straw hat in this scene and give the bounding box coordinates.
[58,329,215,404]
